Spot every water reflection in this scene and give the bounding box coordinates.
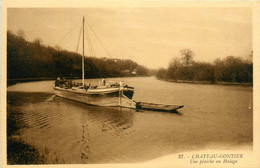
[54,96,136,132]
[54,96,136,163]
[81,122,90,163]
[7,77,253,164]
[84,106,135,136]
[8,92,137,163]
[136,108,182,115]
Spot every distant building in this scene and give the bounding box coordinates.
[122,69,137,76]
[132,69,137,75]
[122,70,130,74]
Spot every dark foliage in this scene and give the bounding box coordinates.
[7,31,149,79]
[156,49,252,83]
[7,139,45,164]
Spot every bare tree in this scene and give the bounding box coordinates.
[180,49,194,66]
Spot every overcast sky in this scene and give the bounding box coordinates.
[7,8,252,69]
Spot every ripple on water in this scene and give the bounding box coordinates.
[7,78,253,164]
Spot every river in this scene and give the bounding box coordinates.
[7,77,253,164]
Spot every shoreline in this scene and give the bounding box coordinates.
[159,78,253,86]
[7,137,45,164]
[7,106,45,164]
[7,77,253,87]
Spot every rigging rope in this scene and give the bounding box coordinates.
[57,21,81,47]
[76,24,83,53]
[85,20,103,77]
[85,20,113,58]
[85,25,96,57]
[56,19,112,60]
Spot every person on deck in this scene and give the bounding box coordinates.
[55,77,60,87]
[101,79,106,86]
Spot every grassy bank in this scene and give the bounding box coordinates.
[7,101,45,164]
[7,138,45,164]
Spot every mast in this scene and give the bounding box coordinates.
[82,16,85,86]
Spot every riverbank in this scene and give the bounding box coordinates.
[159,78,253,86]
[7,103,45,164]
[7,75,151,87]
[7,137,45,164]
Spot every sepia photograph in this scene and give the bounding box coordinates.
[1,1,260,167]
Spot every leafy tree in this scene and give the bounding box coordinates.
[7,30,149,80]
[157,68,168,79]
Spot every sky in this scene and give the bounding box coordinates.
[7,8,252,69]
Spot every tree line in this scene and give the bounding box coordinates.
[156,49,252,83]
[7,30,149,80]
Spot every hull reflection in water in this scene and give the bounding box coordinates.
[72,97,136,164]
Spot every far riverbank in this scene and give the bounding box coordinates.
[7,76,150,87]
[158,78,253,86]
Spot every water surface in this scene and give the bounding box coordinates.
[7,77,253,164]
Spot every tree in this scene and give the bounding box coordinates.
[213,58,224,82]
[33,38,43,45]
[156,68,168,79]
[168,58,181,79]
[180,49,194,66]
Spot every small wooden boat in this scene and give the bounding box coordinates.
[136,101,184,112]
